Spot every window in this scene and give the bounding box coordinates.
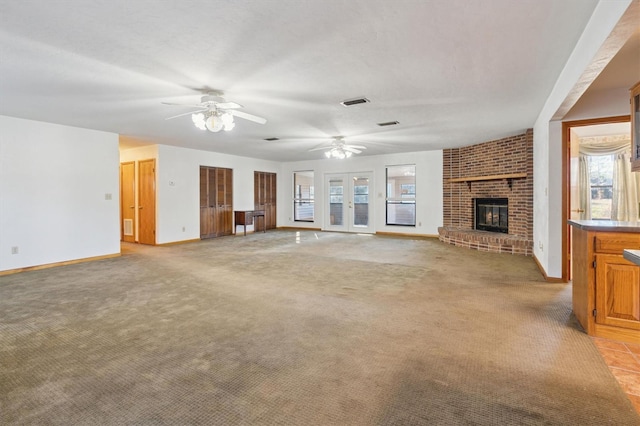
[294,171,314,221]
[386,165,416,226]
[589,155,613,220]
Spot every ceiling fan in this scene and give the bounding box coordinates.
[309,137,367,159]
[163,92,267,132]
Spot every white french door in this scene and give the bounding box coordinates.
[324,172,374,233]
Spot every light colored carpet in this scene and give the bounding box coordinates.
[1,230,638,425]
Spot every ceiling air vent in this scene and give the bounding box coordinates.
[263,137,280,141]
[377,121,399,127]
[340,97,370,107]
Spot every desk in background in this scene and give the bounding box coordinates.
[234,210,266,236]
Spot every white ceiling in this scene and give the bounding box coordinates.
[0,0,635,162]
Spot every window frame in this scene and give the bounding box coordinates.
[385,165,416,226]
[293,171,315,222]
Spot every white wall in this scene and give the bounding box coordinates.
[120,144,280,243]
[532,0,632,278]
[0,115,120,271]
[279,150,443,235]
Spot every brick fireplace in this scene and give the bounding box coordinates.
[439,130,533,255]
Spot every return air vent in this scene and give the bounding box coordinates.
[263,137,280,141]
[123,219,133,236]
[377,121,399,127]
[340,97,370,107]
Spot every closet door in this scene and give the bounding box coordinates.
[200,166,233,238]
[254,171,277,230]
[215,167,233,236]
[267,172,277,229]
[200,167,215,238]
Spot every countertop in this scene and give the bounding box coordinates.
[624,250,640,266]
[567,219,640,233]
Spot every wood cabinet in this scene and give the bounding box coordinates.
[570,220,640,344]
[631,81,640,172]
[254,171,277,230]
[200,166,233,238]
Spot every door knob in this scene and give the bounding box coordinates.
[571,209,585,213]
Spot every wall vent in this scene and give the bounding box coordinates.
[123,219,133,236]
[377,121,399,127]
[340,97,370,107]
[264,137,279,141]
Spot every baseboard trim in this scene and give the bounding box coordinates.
[376,231,439,238]
[156,239,201,246]
[533,254,566,283]
[277,226,323,231]
[0,253,121,276]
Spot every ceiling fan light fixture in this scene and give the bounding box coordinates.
[325,146,352,159]
[192,113,206,130]
[205,114,224,132]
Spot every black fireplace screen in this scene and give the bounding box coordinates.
[475,198,508,233]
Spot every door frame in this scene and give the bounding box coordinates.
[562,115,630,282]
[324,171,374,233]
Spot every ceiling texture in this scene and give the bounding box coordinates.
[0,0,636,162]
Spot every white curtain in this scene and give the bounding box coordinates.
[578,155,591,220]
[579,138,639,221]
[612,152,639,221]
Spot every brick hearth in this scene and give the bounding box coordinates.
[440,130,533,255]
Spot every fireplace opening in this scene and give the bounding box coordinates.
[475,198,508,233]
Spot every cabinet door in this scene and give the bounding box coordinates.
[595,254,640,330]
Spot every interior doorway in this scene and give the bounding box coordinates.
[120,162,135,243]
[324,172,374,233]
[563,115,630,281]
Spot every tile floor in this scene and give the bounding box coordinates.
[592,337,640,414]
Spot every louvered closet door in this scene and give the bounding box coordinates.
[200,166,233,238]
[200,167,215,238]
[254,171,277,230]
[215,167,233,236]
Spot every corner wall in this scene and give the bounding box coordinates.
[442,130,533,239]
[533,0,632,279]
[0,115,120,272]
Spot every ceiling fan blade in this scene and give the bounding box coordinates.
[343,147,362,154]
[344,144,367,150]
[165,109,208,120]
[215,101,242,109]
[308,146,331,152]
[228,109,267,124]
[161,101,206,108]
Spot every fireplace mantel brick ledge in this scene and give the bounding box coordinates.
[438,226,533,256]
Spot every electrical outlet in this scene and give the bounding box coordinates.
[11,246,18,254]
[182,226,185,232]
[538,241,543,251]
[105,193,112,200]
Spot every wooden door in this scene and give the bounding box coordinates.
[120,162,135,243]
[200,166,233,238]
[200,166,215,238]
[254,171,276,230]
[595,254,640,330]
[138,159,156,245]
[215,167,233,236]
